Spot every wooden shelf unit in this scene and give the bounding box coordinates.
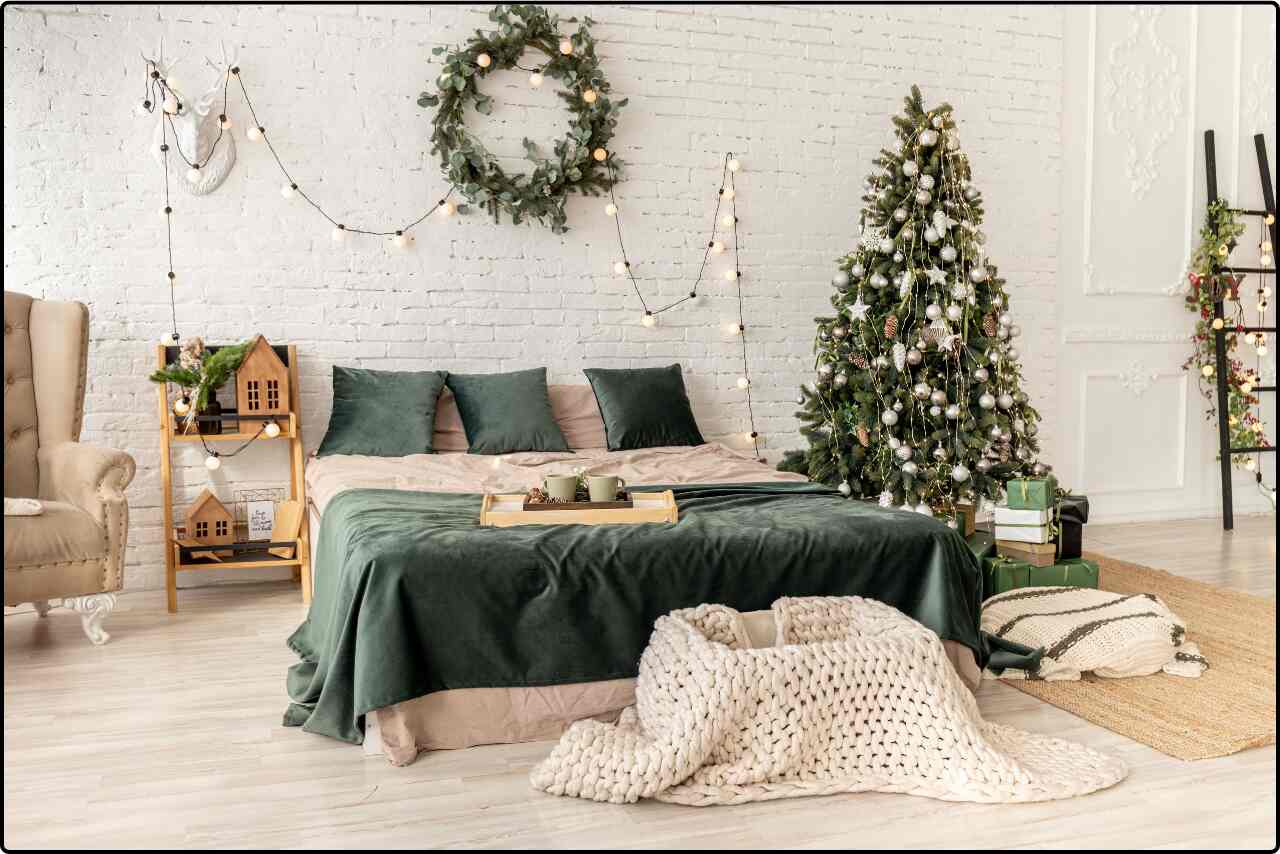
[156,343,312,612]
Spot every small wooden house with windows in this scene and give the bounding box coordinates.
[186,489,234,547]
[235,335,290,429]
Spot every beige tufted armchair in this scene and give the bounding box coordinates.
[4,291,135,644]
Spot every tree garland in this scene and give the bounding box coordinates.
[418,4,626,233]
[1181,199,1270,466]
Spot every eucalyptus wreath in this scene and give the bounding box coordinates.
[417,4,626,233]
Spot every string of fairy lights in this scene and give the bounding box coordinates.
[603,153,760,453]
[141,57,763,459]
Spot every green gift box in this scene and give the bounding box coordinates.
[965,530,996,562]
[1006,475,1059,511]
[983,555,1033,597]
[1027,557,1099,589]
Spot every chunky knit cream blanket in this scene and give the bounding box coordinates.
[530,596,1126,806]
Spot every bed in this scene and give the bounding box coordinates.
[286,385,1022,766]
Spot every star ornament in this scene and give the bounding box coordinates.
[849,293,871,322]
[925,265,948,286]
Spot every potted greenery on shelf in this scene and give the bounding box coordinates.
[150,337,252,435]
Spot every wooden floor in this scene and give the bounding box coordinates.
[4,515,1276,849]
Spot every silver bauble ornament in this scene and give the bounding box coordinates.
[930,389,947,405]
[832,271,850,287]
[1012,418,1026,433]
[1016,446,1032,462]
[919,174,935,190]
[901,461,918,476]
[929,405,943,417]
[1009,324,1022,338]
[818,363,834,377]
[893,251,904,263]
[989,425,1003,439]
[895,445,913,461]
[950,281,970,300]
[900,226,915,242]
[838,481,852,496]
[873,355,890,370]
[975,458,992,473]
[892,400,904,412]
[998,328,1010,340]
[974,367,989,382]
[915,189,932,206]
[1015,392,1029,404]
[1026,423,1038,437]
[952,464,970,483]
[1006,348,1020,360]
[870,273,889,289]
[833,372,848,388]
[939,245,958,262]
[888,437,901,449]
[902,159,919,177]
[979,392,996,410]
[893,207,908,222]
[1032,463,1048,476]
[913,501,933,517]
[925,303,943,321]
[999,311,1013,327]
[997,392,1014,410]
[969,266,989,283]
[919,129,939,147]
[879,238,895,254]
[945,304,963,322]
[832,325,847,339]
[924,226,940,243]
[988,350,1001,365]
[850,262,865,278]
[931,115,944,129]
[912,382,932,400]
[906,347,923,366]
[881,409,899,426]
[945,403,961,420]
[963,186,979,201]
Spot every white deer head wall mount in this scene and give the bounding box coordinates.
[145,41,237,196]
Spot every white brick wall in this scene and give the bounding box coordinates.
[3,4,1064,591]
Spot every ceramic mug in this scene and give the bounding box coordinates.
[542,474,578,502]
[587,475,626,503]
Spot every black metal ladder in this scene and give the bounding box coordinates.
[1203,130,1277,530]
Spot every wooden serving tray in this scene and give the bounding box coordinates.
[480,490,678,527]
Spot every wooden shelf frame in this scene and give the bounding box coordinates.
[156,343,312,612]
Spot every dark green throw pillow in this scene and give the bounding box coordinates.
[316,366,448,457]
[583,364,705,451]
[445,367,569,454]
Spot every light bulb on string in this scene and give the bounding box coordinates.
[726,322,743,336]
[724,269,738,282]
[263,421,281,438]
[593,147,608,162]
[1202,364,1215,377]
[529,70,544,87]
[219,113,232,130]
[393,230,408,249]
[476,52,492,68]
[162,93,179,115]
[582,89,597,104]
[164,76,182,95]
[205,454,221,471]
[332,225,347,243]
[604,202,618,217]
[727,158,741,172]
[185,166,201,183]
[559,39,573,55]
[710,240,725,254]
[161,205,172,219]
[438,200,456,218]
[247,125,263,141]
[172,397,190,417]
[281,183,297,200]
[641,311,655,328]
[721,214,735,228]
[134,100,151,116]
[722,187,735,201]
[736,377,750,390]
[614,261,628,275]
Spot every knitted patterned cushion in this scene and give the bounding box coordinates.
[980,586,1208,681]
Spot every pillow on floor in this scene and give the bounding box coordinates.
[980,586,1208,681]
[317,366,448,457]
[446,367,569,454]
[583,364,705,451]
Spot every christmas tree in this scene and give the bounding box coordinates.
[780,86,1047,515]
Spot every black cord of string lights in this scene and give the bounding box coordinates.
[604,152,759,453]
[197,420,269,461]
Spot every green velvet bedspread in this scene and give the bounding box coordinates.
[285,483,1036,744]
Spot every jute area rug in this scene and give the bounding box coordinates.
[1005,552,1276,760]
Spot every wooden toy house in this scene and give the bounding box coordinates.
[235,335,289,431]
[186,489,234,547]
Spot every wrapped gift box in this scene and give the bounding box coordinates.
[994,523,1051,544]
[954,501,978,537]
[1054,493,1090,560]
[996,539,1056,567]
[965,530,996,562]
[1005,476,1058,511]
[1027,557,1100,589]
[994,507,1050,526]
[983,555,1033,597]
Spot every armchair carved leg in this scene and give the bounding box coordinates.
[61,593,117,645]
[32,600,51,618]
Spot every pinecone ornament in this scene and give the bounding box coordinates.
[856,424,870,447]
[850,352,869,369]
[884,314,899,339]
[983,313,997,338]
